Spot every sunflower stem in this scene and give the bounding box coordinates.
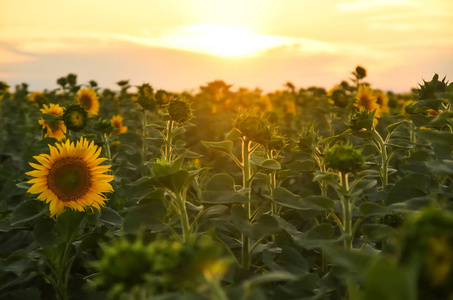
[340,171,352,250]
[241,138,252,270]
[175,191,192,244]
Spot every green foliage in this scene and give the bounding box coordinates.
[1,69,453,299]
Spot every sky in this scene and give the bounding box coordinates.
[1,0,453,94]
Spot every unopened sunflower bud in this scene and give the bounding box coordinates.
[355,66,367,79]
[297,126,319,153]
[155,89,171,106]
[167,97,192,123]
[268,132,287,151]
[347,110,375,131]
[93,118,114,135]
[416,74,448,100]
[324,143,364,173]
[63,104,88,131]
[234,113,272,145]
[137,95,156,111]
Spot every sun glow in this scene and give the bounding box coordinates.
[158,23,294,58]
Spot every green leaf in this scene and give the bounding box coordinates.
[55,210,87,244]
[360,203,389,217]
[424,160,453,176]
[100,206,123,227]
[273,187,334,211]
[201,140,234,156]
[416,130,453,147]
[254,158,281,171]
[123,202,167,234]
[286,160,316,172]
[10,200,46,225]
[201,173,249,204]
[155,169,190,194]
[361,224,397,241]
[274,246,309,275]
[386,120,406,134]
[245,271,298,290]
[292,223,335,249]
[33,218,58,247]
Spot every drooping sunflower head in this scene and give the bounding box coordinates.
[26,137,114,217]
[76,88,99,116]
[110,115,128,136]
[63,104,88,131]
[38,103,67,141]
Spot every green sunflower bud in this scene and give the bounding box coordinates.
[399,208,453,297]
[268,131,288,151]
[94,238,154,298]
[137,95,156,111]
[330,88,349,108]
[167,97,193,123]
[93,118,114,135]
[234,113,272,145]
[155,89,171,106]
[297,126,319,153]
[324,143,364,173]
[62,105,87,131]
[416,74,448,100]
[347,110,375,131]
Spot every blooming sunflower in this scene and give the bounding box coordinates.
[374,90,389,115]
[26,137,114,217]
[39,103,67,141]
[110,115,128,136]
[76,88,99,116]
[355,85,381,118]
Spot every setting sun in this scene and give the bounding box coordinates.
[150,23,294,58]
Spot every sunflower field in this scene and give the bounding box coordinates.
[1,67,453,300]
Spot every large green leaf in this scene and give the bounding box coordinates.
[361,224,397,241]
[100,206,123,228]
[201,173,249,204]
[201,140,234,156]
[273,187,334,211]
[123,202,167,234]
[10,200,46,225]
[230,206,280,240]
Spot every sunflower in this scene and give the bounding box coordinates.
[374,90,389,115]
[110,115,128,136]
[26,137,114,217]
[355,85,381,118]
[29,91,46,105]
[76,88,99,116]
[39,103,67,141]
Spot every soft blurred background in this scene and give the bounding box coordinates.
[1,0,452,93]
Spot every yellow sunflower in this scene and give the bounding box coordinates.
[28,91,46,105]
[39,103,67,141]
[76,88,99,116]
[374,90,389,115]
[26,137,114,217]
[355,85,381,118]
[110,115,128,136]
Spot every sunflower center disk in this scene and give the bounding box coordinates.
[47,157,92,202]
[80,95,92,110]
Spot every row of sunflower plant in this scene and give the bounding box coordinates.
[1,67,453,300]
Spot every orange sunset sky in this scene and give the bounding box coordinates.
[1,0,452,93]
